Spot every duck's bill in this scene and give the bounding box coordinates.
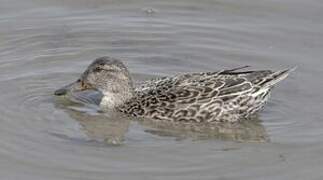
[54,80,94,96]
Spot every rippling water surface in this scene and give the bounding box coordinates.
[1,0,323,179]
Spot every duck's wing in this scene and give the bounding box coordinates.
[135,65,268,93]
[124,75,251,122]
[135,67,245,93]
[126,68,294,122]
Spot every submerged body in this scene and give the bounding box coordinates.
[55,57,294,123]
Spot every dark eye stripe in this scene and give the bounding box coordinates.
[107,69,118,72]
[94,67,103,72]
[93,67,119,73]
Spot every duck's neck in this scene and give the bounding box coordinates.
[99,91,134,109]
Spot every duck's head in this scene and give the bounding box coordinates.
[55,56,134,108]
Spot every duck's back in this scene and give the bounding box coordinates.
[119,68,293,123]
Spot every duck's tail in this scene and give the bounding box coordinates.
[259,66,297,88]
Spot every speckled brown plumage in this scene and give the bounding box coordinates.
[119,67,292,123]
[55,57,295,123]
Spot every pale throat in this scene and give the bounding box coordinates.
[99,91,133,109]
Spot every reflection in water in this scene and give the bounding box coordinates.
[55,90,269,144]
[66,109,130,145]
[54,90,129,145]
[139,115,269,142]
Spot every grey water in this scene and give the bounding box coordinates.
[1,0,323,179]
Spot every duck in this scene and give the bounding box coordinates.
[55,56,294,123]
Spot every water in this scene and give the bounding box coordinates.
[1,0,323,179]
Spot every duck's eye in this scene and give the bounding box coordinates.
[76,79,81,82]
[94,67,103,72]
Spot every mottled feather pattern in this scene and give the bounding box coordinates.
[118,68,292,123]
[55,57,293,123]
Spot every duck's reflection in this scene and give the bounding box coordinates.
[54,90,130,145]
[139,115,269,142]
[66,109,130,145]
[55,90,269,144]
